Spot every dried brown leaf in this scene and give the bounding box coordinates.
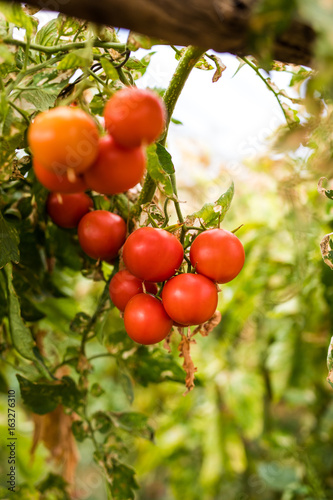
[320,232,333,270]
[163,329,174,353]
[318,177,329,197]
[178,333,197,395]
[192,311,222,337]
[31,405,79,485]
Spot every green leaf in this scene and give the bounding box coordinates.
[119,369,134,404]
[90,382,105,398]
[155,143,175,174]
[190,182,234,227]
[195,56,213,71]
[56,15,82,37]
[146,144,173,196]
[21,88,58,111]
[0,2,38,37]
[4,263,35,360]
[0,371,8,393]
[31,181,47,220]
[37,473,70,499]
[110,412,154,441]
[4,263,50,377]
[35,19,58,47]
[171,117,183,125]
[92,410,112,434]
[72,420,89,442]
[127,31,164,51]
[126,52,155,79]
[0,43,15,65]
[109,460,138,500]
[257,462,299,491]
[90,93,106,116]
[0,211,19,268]
[70,312,91,335]
[126,346,184,386]
[100,57,118,80]
[0,273,7,322]
[233,57,246,78]
[17,374,83,414]
[58,48,92,70]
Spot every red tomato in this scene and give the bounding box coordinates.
[33,160,86,193]
[104,88,166,148]
[83,135,146,194]
[78,210,126,261]
[124,293,172,345]
[109,270,158,312]
[46,192,93,228]
[162,273,218,326]
[190,228,245,283]
[122,227,184,282]
[28,106,99,174]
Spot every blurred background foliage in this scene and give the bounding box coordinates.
[1,0,333,499]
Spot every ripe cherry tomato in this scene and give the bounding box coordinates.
[28,106,99,174]
[109,270,158,312]
[78,210,126,262]
[190,228,245,283]
[162,273,218,326]
[104,88,166,148]
[123,227,184,282]
[83,135,146,194]
[33,160,87,193]
[46,192,93,228]
[124,293,172,345]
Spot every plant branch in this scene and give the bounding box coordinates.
[129,45,204,222]
[240,56,292,128]
[3,37,126,55]
[80,271,116,355]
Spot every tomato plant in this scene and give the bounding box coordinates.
[124,293,172,344]
[28,106,99,174]
[122,227,184,282]
[33,160,87,193]
[78,210,126,261]
[104,88,166,148]
[83,135,146,194]
[46,192,93,228]
[109,270,158,312]
[8,5,333,499]
[190,228,245,283]
[162,273,218,326]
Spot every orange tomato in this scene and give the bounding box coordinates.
[28,107,99,174]
[33,160,87,193]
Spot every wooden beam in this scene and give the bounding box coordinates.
[17,0,315,65]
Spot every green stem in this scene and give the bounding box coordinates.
[8,101,30,125]
[240,56,291,128]
[87,67,108,90]
[23,36,31,71]
[3,38,126,55]
[80,271,116,355]
[184,226,206,232]
[160,46,205,146]
[170,172,184,224]
[117,66,133,87]
[129,45,205,222]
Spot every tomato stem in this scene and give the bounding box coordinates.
[129,46,205,223]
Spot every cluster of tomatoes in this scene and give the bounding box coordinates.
[28,87,166,259]
[28,87,245,346]
[110,226,245,344]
